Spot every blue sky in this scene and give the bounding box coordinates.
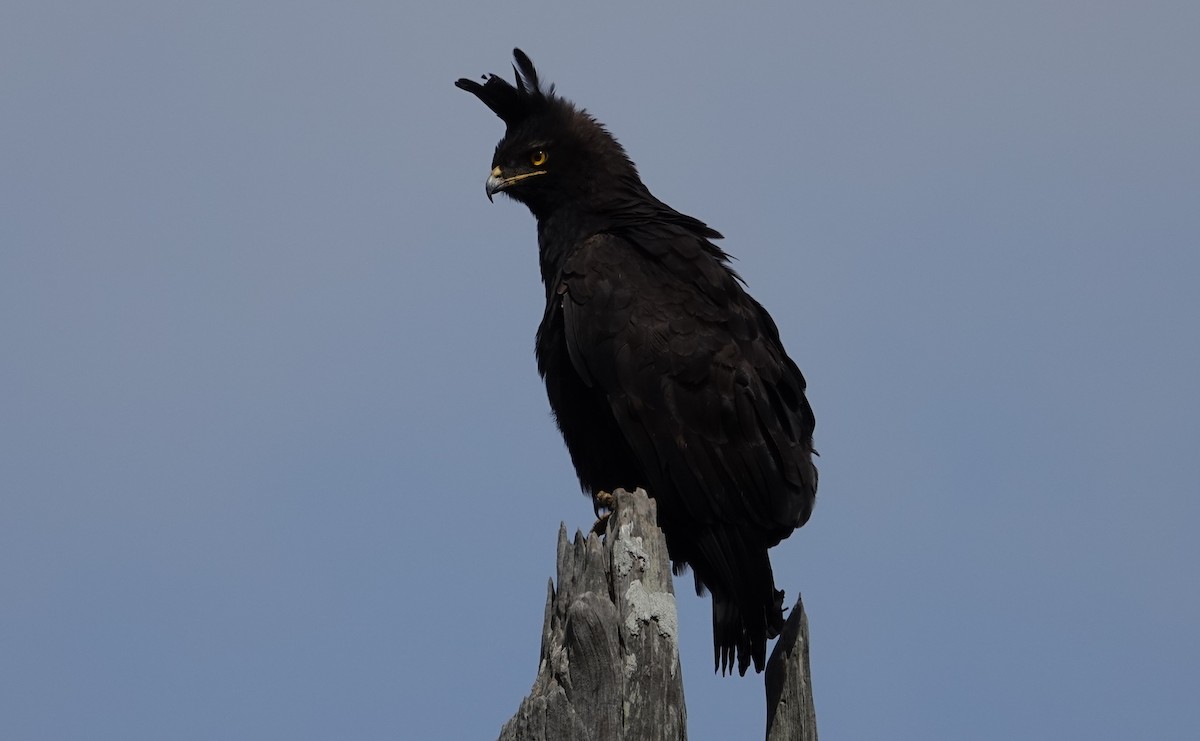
[2,2,1197,739]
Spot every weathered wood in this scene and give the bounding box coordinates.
[764,596,818,741]
[498,488,686,741]
[499,487,819,741]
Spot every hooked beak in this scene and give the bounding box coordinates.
[485,167,504,202]
[484,166,547,202]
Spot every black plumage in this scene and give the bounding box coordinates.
[456,50,817,676]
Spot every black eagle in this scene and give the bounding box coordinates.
[456,50,817,675]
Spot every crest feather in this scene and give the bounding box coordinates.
[455,48,554,127]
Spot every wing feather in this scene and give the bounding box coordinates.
[557,232,814,539]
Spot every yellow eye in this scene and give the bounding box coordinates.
[530,149,548,167]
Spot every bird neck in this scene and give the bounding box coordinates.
[535,207,610,288]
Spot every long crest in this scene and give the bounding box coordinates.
[455,49,554,127]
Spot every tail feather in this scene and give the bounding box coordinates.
[685,526,785,675]
[711,586,785,674]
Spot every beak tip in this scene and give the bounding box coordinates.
[484,170,506,202]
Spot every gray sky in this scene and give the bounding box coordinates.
[3,2,1197,739]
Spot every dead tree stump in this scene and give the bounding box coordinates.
[497,488,685,741]
[765,596,819,740]
[497,487,817,741]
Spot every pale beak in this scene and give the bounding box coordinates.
[485,167,505,202]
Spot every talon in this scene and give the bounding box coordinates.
[591,510,612,535]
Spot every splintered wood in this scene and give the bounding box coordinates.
[497,488,817,741]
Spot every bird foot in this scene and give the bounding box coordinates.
[590,490,616,535]
[593,489,616,512]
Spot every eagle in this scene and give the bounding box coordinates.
[456,50,817,676]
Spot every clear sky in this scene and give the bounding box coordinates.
[3,2,1197,739]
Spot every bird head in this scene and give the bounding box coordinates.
[456,49,639,218]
